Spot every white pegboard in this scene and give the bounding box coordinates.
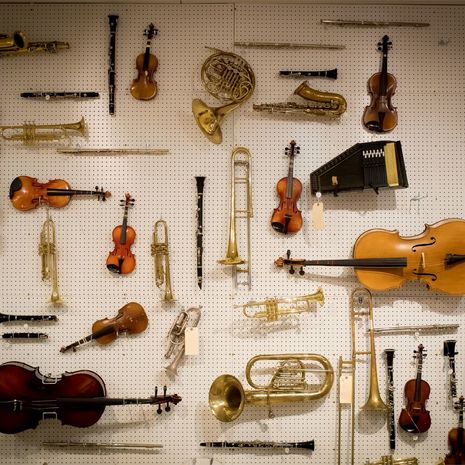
[0,3,465,465]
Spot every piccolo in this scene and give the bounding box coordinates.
[321,19,429,27]
[371,324,459,335]
[2,332,48,339]
[0,312,57,323]
[43,441,163,449]
[280,69,337,79]
[200,440,314,451]
[21,92,99,100]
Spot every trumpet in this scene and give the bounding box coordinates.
[0,32,69,56]
[209,353,334,422]
[151,220,175,302]
[0,117,85,145]
[38,210,62,305]
[165,307,201,376]
[237,288,324,321]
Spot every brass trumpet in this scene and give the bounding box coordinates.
[151,219,175,302]
[209,353,334,422]
[237,288,324,321]
[38,210,62,305]
[0,32,69,56]
[0,117,85,145]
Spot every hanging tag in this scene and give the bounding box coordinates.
[312,192,325,230]
[339,373,353,404]
[184,327,199,356]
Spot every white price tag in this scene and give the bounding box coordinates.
[339,374,353,404]
[312,193,325,230]
[184,327,199,356]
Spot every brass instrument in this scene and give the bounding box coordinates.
[0,32,69,56]
[39,210,62,305]
[237,288,324,321]
[192,48,255,144]
[151,219,175,302]
[165,307,201,376]
[253,81,346,117]
[218,147,253,290]
[209,353,334,422]
[364,456,418,465]
[0,117,85,145]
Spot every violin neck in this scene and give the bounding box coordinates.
[120,205,130,244]
[60,324,116,353]
[46,188,99,197]
[143,40,152,70]
[300,257,407,268]
[57,396,155,407]
[380,45,389,97]
[286,153,295,199]
[414,356,423,402]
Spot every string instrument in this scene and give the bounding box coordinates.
[399,344,431,434]
[9,176,110,211]
[106,193,136,274]
[363,35,398,133]
[130,23,158,100]
[275,218,465,295]
[445,396,465,464]
[0,361,181,434]
[60,302,147,353]
[271,141,302,234]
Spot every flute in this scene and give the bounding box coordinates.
[108,15,118,115]
[43,441,162,449]
[200,440,314,452]
[21,92,99,100]
[195,177,205,289]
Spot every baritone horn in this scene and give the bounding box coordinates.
[209,353,334,422]
[218,147,253,289]
[151,219,175,302]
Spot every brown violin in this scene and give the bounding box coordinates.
[106,193,136,274]
[399,344,431,434]
[271,141,302,234]
[363,35,398,133]
[130,23,158,100]
[445,396,465,464]
[0,361,180,434]
[275,218,465,295]
[60,302,148,353]
[9,176,110,211]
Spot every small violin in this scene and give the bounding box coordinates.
[9,176,110,211]
[130,23,158,100]
[106,193,136,274]
[363,35,398,133]
[445,396,465,464]
[271,141,302,234]
[60,302,148,353]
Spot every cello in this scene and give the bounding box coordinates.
[363,35,398,133]
[271,140,302,234]
[0,361,181,434]
[445,396,465,464]
[106,193,136,274]
[130,23,158,100]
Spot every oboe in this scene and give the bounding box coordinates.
[21,92,99,100]
[385,349,396,450]
[200,440,314,452]
[195,177,205,289]
[2,332,48,340]
[444,340,458,403]
[0,312,57,323]
[108,15,119,115]
[280,69,337,79]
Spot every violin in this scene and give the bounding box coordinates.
[363,35,398,133]
[106,193,136,274]
[275,218,465,295]
[9,176,110,211]
[60,302,147,353]
[399,344,431,434]
[445,396,465,464]
[271,141,302,234]
[0,361,181,434]
[130,23,158,100]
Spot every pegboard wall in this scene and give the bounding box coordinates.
[0,3,464,465]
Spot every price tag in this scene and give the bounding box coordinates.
[339,374,353,404]
[184,327,199,356]
[312,192,325,230]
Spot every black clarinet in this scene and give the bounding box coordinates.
[21,92,99,100]
[195,176,205,289]
[280,68,337,79]
[385,348,396,449]
[108,15,119,115]
[444,340,458,402]
[0,313,57,323]
[200,440,314,451]
[2,332,48,339]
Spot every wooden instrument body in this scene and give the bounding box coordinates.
[0,361,106,434]
[106,224,136,274]
[271,177,302,234]
[445,428,465,464]
[399,379,431,434]
[130,52,158,100]
[353,218,465,294]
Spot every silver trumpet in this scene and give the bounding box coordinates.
[151,219,175,302]
[165,307,201,376]
[38,209,62,305]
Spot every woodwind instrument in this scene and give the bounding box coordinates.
[21,92,99,100]
[0,32,69,56]
[152,219,175,302]
[43,441,163,449]
[195,177,205,289]
[444,340,458,403]
[200,440,314,452]
[364,456,418,465]
[280,69,337,79]
[0,313,57,323]
[234,41,345,50]
[385,349,396,450]
[108,15,118,115]
[57,147,169,155]
[321,19,429,27]
[2,332,48,340]
[373,324,459,335]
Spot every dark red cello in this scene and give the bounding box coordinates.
[0,361,181,434]
[445,396,465,464]
[271,141,302,234]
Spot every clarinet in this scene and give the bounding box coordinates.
[0,312,57,323]
[195,177,205,289]
[200,440,314,451]
[2,332,48,339]
[280,69,337,79]
[444,340,458,403]
[21,92,99,100]
[108,15,119,115]
[385,348,396,449]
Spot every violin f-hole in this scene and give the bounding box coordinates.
[412,237,436,252]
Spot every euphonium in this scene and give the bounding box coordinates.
[38,210,62,305]
[209,353,334,422]
[0,117,85,145]
[151,219,175,302]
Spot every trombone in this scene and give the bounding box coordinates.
[218,147,253,290]
[151,219,175,302]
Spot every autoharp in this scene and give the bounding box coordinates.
[310,141,408,196]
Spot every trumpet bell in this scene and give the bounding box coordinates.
[209,374,245,422]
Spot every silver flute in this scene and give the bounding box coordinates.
[200,440,314,451]
[372,323,459,335]
[21,92,99,100]
[321,19,429,27]
[43,441,162,449]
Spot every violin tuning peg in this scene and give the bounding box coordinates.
[163,385,167,397]
[157,404,162,414]
[286,250,291,259]
[154,386,158,398]
[289,266,295,275]
[299,267,305,276]
[165,402,171,412]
